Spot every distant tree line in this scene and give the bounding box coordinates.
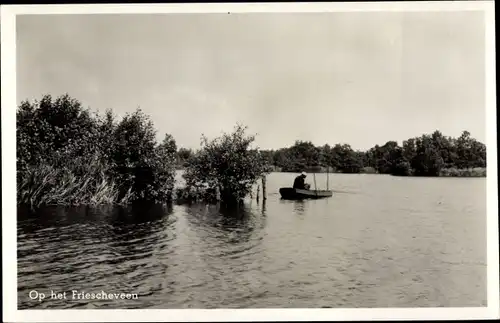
[253,131,486,176]
[176,132,486,177]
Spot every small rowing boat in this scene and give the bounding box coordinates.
[281,161,333,200]
[279,187,333,200]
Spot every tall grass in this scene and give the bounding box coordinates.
[439,167,486,177]
[360,166,377,174]
[17,156,133,208]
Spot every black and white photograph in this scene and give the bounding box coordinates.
[1,1,498,322]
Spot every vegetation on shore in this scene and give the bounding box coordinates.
[175,124,270,206]
[255,130,486,177]
[17,94,486,207]
[17,94,176,207]
[176,135,486,178]
[438,167,486,177]
[176,135,487,177]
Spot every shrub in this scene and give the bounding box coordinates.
[360,166,377,174]
[17,94,100,173]
[182,124,270,206]
[17,95,177,207]
[439,167,486,177]
[391,161,413,176]
[110,110,176,203]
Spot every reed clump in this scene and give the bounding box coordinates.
[439,167,486,177]
[360,166,377,174]
[17,157,133,207]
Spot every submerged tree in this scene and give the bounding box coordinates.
[182,124,270,206]
[111,110,177,202]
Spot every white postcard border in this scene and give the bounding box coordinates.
[1,2,497,322]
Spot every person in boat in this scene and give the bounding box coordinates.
[293,171,311,190]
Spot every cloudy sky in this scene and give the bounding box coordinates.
[17,11,485,150]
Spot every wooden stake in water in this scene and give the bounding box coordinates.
[262,176,267,201]
[326,166,329,191]
[313,172,318,197]
[215,186,221,201]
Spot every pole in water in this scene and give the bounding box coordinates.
[313,172,318,197]
[262,176,267,201]
[215,186,221,201]
[327,166,329,191]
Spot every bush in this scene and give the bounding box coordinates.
[360,166,377,174]
[391,161,413,176]
[439,167,486,177]
[17,94,100,172]
[17,95,177,207]
[110,110,176,203]
[181,124,270,206]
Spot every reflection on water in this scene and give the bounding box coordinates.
[292,200,306,215]
[17,173,487,309]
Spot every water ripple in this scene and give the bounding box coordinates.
[17,174,487,309]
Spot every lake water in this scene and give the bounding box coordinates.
[17,172,487,309]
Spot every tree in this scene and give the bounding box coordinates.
[389,146,412,176]
[273,148,292,171]
[16,94,100,171]
[329,144,363,173]
[251,129,485,177]
[111,109,175,202]
[391,160,412,176]
[456,130,472,169]
[182,124,270,206]
[97,109,118,163]
[470,140,486,168]
[259,150,275,169]
[285,140,320,172]
[402,138,417,165]
[412,135,445,176]
[17,94,180,206]
[177,147,194,167]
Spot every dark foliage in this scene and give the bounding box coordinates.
[261,130,486,176]
[17,94,176,206]
[17,94,486,208]
[180,125,270,206]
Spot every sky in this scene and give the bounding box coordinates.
[16,11,486,151]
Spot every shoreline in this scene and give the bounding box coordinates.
[176,166,487,178]
[16,94,487,208]
[17,167,486,209]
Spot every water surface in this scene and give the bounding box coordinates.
[17,173,487,309]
